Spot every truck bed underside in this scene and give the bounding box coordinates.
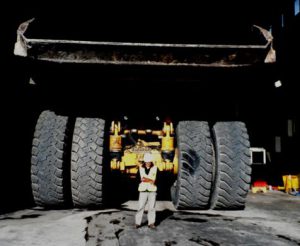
[14,19,275,67]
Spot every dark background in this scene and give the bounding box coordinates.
[1,1,299,213]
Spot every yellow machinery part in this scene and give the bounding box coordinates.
[152,130,163,136]
[109,135,122,152]
[110,158,120,170]
[282,175,300,192]
[109,121,122,152]
[162,137,174,152]
[126,167,139,175]
[173,148,179,175]
[163,122,174,135]
[162,123,174,152]
[124,129,164,136]
[164,160,173,171]
[111,149,179,175]
[120,160,125,171]
[139,140,160,147]
[109,121,178,176]
[111,151,140,176]
[122,151,140,167]
[110,121,121,133]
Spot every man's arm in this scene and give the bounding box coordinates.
[141,177,155,184]
[141,166,157,184]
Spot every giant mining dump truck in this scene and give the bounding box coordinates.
[14,10,276,210]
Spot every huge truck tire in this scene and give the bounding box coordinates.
[171,121,213,209]
[210,122,251,210]
[31,110,69,207]
[71,117,105,207]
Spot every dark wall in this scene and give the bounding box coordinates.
[1,10,37,213]
[25,1,278,43]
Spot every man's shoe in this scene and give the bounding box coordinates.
[148,224,156,229]
[135,224,141,229]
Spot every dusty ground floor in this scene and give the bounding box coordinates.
[0,191,299,246]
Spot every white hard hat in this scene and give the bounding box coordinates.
[143,153,153,163]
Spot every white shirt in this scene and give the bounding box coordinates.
[138,166,158,192]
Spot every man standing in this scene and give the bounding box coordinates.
[135,153,157,229]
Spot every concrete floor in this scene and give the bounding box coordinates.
[0,191,299,246]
